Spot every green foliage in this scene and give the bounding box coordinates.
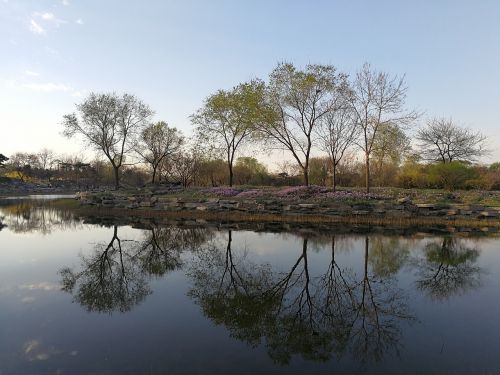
[489,162,500,171]
[233,157,269,185]
[396,157,429,188]
[192,80,267,186]
[428,161,478,190]
[308,157,330,186]
[372,123,411,186]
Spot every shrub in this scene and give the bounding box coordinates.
[428,161,478,190]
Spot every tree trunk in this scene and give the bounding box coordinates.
[151,165,157,184]
[303,165,309,186]
[365,153,370,193]
[113,166,120,190]
[332,163,337,192]
[228,163,234,187]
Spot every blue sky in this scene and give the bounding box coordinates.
[1,0,499,163]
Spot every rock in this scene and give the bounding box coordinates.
[298,204,316,209]
[183,202,201,209]
[478,211,500,218]
[397,197,412,204]
[352,210,370,215]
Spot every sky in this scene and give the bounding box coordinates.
[1,0,499,165]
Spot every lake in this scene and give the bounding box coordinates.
[1,199,499,374]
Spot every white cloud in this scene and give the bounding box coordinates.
[61,0,70,5]
[28,12,66,34]
[76,18,84,25]
[22,82,73,92]
[39,12,66,27]
[25,70,40,77]
[29,19,45,35]
[19,282,60,291]
[72,91,82,97]
[41,12,55,21]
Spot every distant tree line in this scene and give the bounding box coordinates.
[1,62,495,191]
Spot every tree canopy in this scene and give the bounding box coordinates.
[62,92,154,189]
[416,118,489,163]
[135,121,184,183]
[257,62,349,186]
[192,79,267,186]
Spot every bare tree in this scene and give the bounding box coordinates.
[257,63,349,186]
[135,121,184,183]
[62,92,154,190]
[167,147,202,188]
[37,148,55,170]
[416,117,489,163]
[350,63,418,192]
[317,91,359,190]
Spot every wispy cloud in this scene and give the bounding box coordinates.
[25,70,40,77]
[19,282,60,291]
[61,0,70,5]
[29,19,45,35]
[39,12,66,27]
[76,18,84,25]
[28,12,66,35]
[22,82,73,92]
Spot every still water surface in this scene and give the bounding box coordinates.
[1,200,499,374]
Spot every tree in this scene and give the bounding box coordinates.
[316,93,359,190]
[416,118,489,164]
[37,148,55,170]
[62,92,154,190]
[233,157,269,185]
[258,63,349,185]
[167,147,202,187]
[371,123,411,186]
[351,63,418,192]
[0,153,8,168]
[136,121,184,183]
[192,80,265,186]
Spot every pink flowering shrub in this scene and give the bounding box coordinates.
[236,189,265,198]
[276,185,328,198]
[324,191,386,201]
[205,187,241,197]
[204,185,387,201]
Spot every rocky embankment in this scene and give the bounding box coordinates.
[76,191,500,224]
[0,179,81,196]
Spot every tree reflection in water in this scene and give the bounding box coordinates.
[413,237,482,300]
[57,222,485,365]
[60,224,211,313]
[0,202,81,234]
[60,225,151,313]
[188,232,415,366]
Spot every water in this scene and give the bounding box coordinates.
[1,200,499,374]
